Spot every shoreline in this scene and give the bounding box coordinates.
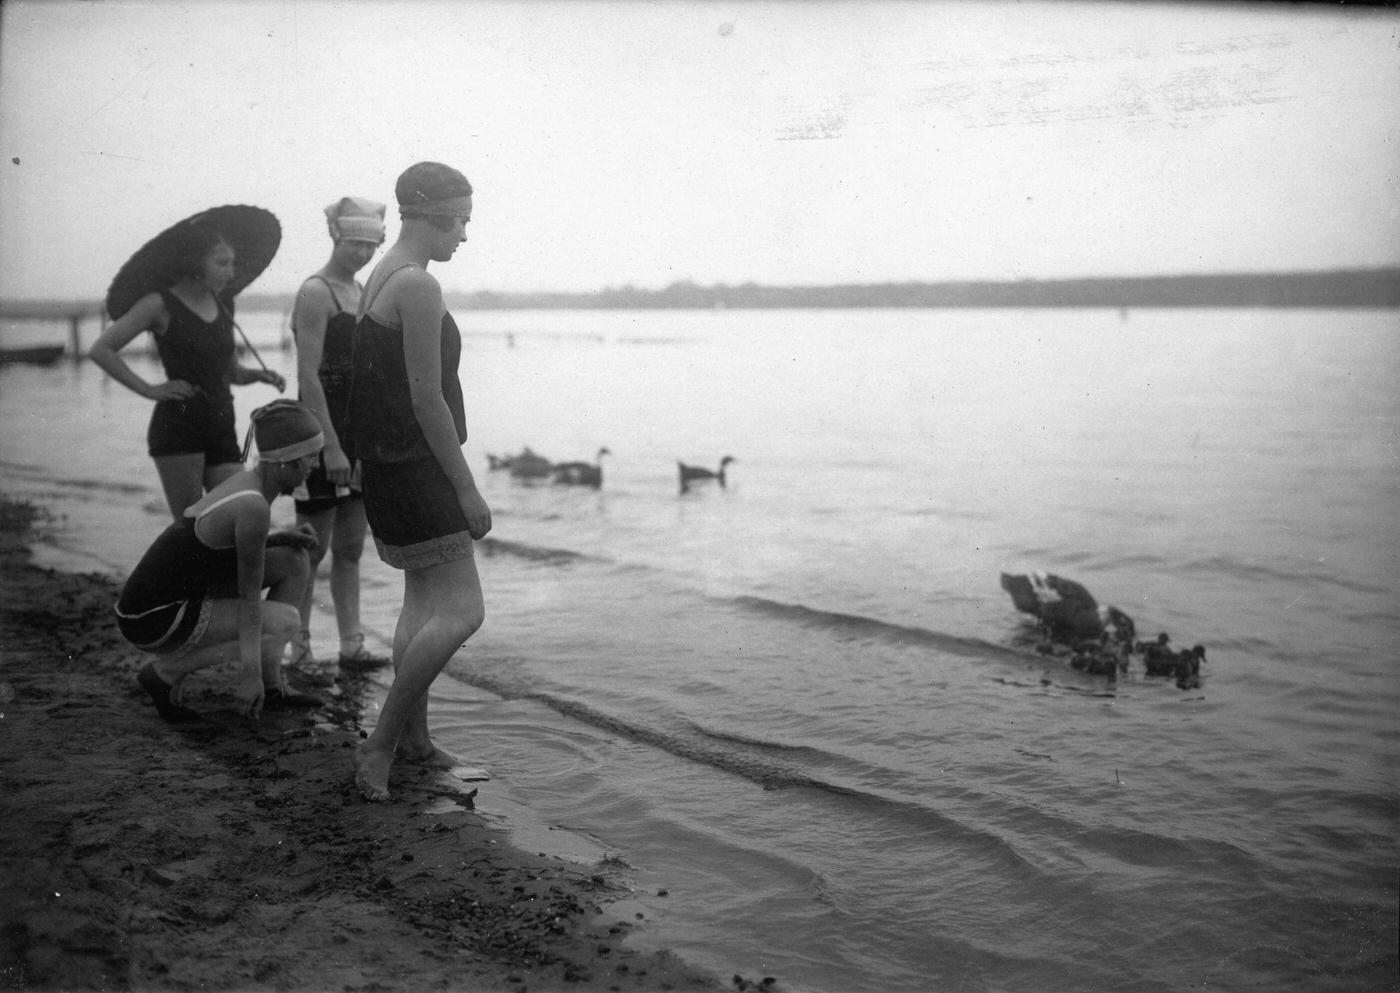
[0,494,724,992]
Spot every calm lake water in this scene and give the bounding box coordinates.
[2,306,1397,992]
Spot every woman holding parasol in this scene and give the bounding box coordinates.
[90,205,288,519]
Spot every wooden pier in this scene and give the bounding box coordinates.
[1,297,294,365]
[0,300,106,361]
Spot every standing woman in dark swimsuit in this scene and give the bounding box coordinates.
[90,222,286,519]
[342,162,492,802]
[286,197,390,680]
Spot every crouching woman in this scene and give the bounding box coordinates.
[117,400,328,722]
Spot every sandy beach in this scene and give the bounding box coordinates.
[0,494,729,992]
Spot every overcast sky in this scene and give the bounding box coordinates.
[1,0,1396,301]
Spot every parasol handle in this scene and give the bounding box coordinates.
[233,320,271,374]
[215,295,283,391]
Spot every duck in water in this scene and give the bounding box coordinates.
[1000,571,1136,647]
[552,447,611,488]
[678,455,735,494]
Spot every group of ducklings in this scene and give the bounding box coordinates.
[1039,631,1207,689]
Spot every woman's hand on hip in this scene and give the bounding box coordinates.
[146,379,196,401]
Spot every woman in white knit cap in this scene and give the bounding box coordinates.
[116,400,326,723]
[286,197,390,683]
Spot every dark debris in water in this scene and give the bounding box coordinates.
[0,494,50,554]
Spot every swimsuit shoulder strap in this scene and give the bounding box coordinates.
[187,488,264,549]
[187,487,263,521]
[358,263,423,322]
[308,274,346,313]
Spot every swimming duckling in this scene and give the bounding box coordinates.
[1069,634,1128,676]
[1070,646,1115,676]
[552,447,611,488]
[1173,645,1207,689]
[1138,633,1177,675]
[678,455,735,493]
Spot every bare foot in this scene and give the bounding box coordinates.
[353,743,392,802]
[136,662,202,724]
[166,672,190,706]
[396,741,461,769]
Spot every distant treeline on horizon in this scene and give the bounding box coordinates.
[4,267,1397,321]
[439,268,1399,311]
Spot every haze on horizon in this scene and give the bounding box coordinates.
[1,0,1396,304]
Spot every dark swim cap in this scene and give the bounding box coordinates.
[243,399,324,463]
[395,162,473,217]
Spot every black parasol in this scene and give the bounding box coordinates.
[105,204,281,321]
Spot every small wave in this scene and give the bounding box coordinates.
[1182,554,1388,598]
[454,672,833,792]
[477,536,592,565]
[0,462,150,496]
[682,720,837,760]
[455,673,1052,878]
[1075,822,1261,876]
[727,594,1022,661]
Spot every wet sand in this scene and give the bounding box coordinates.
[0,495,726,992]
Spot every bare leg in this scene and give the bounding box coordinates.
[355,554,484,800]
[153,453,206,520]
[293,504,337,660]
[149,597,301,713]
[260,546,311,685]
[155,599,301,687]
[396,690,461,767]
[328,498,370,651]
[159,547,308,696]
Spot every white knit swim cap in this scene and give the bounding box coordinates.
[324,196,386,244]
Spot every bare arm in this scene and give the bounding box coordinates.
[397,270,492,539]
[230,497,272,716]
[228,354,285,392]
[87,293,196,401]
[292,280,351,484]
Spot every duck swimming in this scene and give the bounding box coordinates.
[678,455,735,494]
[999,571,1136,646]
[552,447,611,489]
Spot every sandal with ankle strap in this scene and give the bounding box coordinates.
[338,634,391,672]
[285,631,336,688]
